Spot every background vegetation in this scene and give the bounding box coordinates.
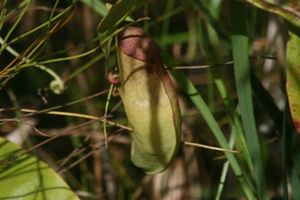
[1,0,300,199]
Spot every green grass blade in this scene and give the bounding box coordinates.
[0,0,31,55]
[0,0,8,32]
[215,129,236,200]
[229,1,267,199]
[97,0,143,33]
[172,70,255,199]
[214,71,253,170]
[80,0,108,16]
[103,83,115,148]
[215,160,230,200]
[291,167,300,200]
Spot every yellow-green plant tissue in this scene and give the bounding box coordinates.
[117,27,181,174]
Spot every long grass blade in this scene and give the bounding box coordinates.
[214,69,253,170]
[80,0,108,16]
[229,1,267,199]
[172,70,255,199]
[215,129,236,200]
[291,167,300,200]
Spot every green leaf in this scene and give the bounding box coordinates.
[245,0,300,29]
[230,1,267,199]
[0,137,79,200]
[171,70,255,199]
[286,31,300,133]
[79,0,108,16]
[97,0,142,33]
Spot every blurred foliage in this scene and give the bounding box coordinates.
[1,0,300,199]
[0,136,79,200]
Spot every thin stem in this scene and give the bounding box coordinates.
[103,84,115,148]
[183,141,239,153]
[19,108,132,131]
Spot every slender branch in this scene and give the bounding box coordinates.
[19,108,133,131]
[183,141,239,153]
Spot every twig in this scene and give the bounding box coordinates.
[183,141,239,153]
[19,108,132,131]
